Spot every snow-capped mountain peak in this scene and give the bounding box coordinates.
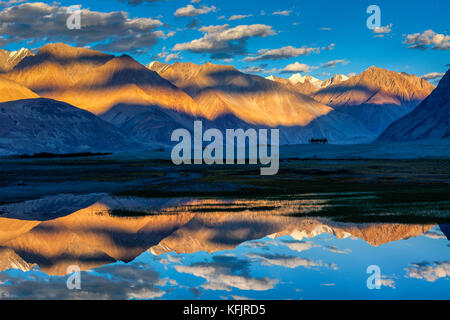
[288,73,323,88]
[321,74,349,88]
[7,48,33,65]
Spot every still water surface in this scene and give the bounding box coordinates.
[0,193,448,299]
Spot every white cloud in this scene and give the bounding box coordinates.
[373,23,393,34]
[174,4,216,17]
[379,277,396,289]
[165,52,182,62]
[173,24,276,59]
[247,253,337,270]
[323,245,351,254]
[406,261,450,282]
[175,257,278,291]
[280,62,318,74]
[321,59,349,68]
[404,29,450,50]
[247,253,320,268]
[273,10,292,16]
[421,72,445,81]
[229,14,253,21]
[242,66,264,73]
[244,45,323,62]
[282,241,318,253]
[0,2,163,53]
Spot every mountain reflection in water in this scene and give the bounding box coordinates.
[0,194,448,299]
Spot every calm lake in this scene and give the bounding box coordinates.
[0,193,448,299]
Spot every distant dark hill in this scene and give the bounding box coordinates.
[0,98,141,155]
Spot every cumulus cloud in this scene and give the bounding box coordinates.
[0,2,163,53]
[173,24,276,59]
[174,4,216,17]
[321,59,349,68]
[243,45,324,62]
[280,62,318,74]
[404,29,450,50]
[405,261,450,282]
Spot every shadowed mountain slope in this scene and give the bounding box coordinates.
[0,98,140,155]
[0,48,34,72]
[0,76,39,103]
[312,67,435,135]
[148,61,374,144]
[4,43,199,116]
[378,69,450,142]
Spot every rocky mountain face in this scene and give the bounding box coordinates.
[0,76,39,103]
[0,43,442,153]
[0,98,141,155]
[0,48,34,72]
[378,68,450,141]
[266,73,349,96]
[312,66,435,135]
[148,61,374,144]
[4,43,199,116]
[321,74,350,88]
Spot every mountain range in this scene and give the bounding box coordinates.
[312,66,435,135]
[147,60,373,144]
[0,42,447,155]
[266,73,349,96]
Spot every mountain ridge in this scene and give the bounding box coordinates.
[378,68,450,141]
[311,66,435,135]
[4,43,199,116]
[0,98,141,155]
[148,60,374,144]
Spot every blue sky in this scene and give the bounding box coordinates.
[0,0,448,81]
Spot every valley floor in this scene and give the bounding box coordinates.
[0,143,449,223]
